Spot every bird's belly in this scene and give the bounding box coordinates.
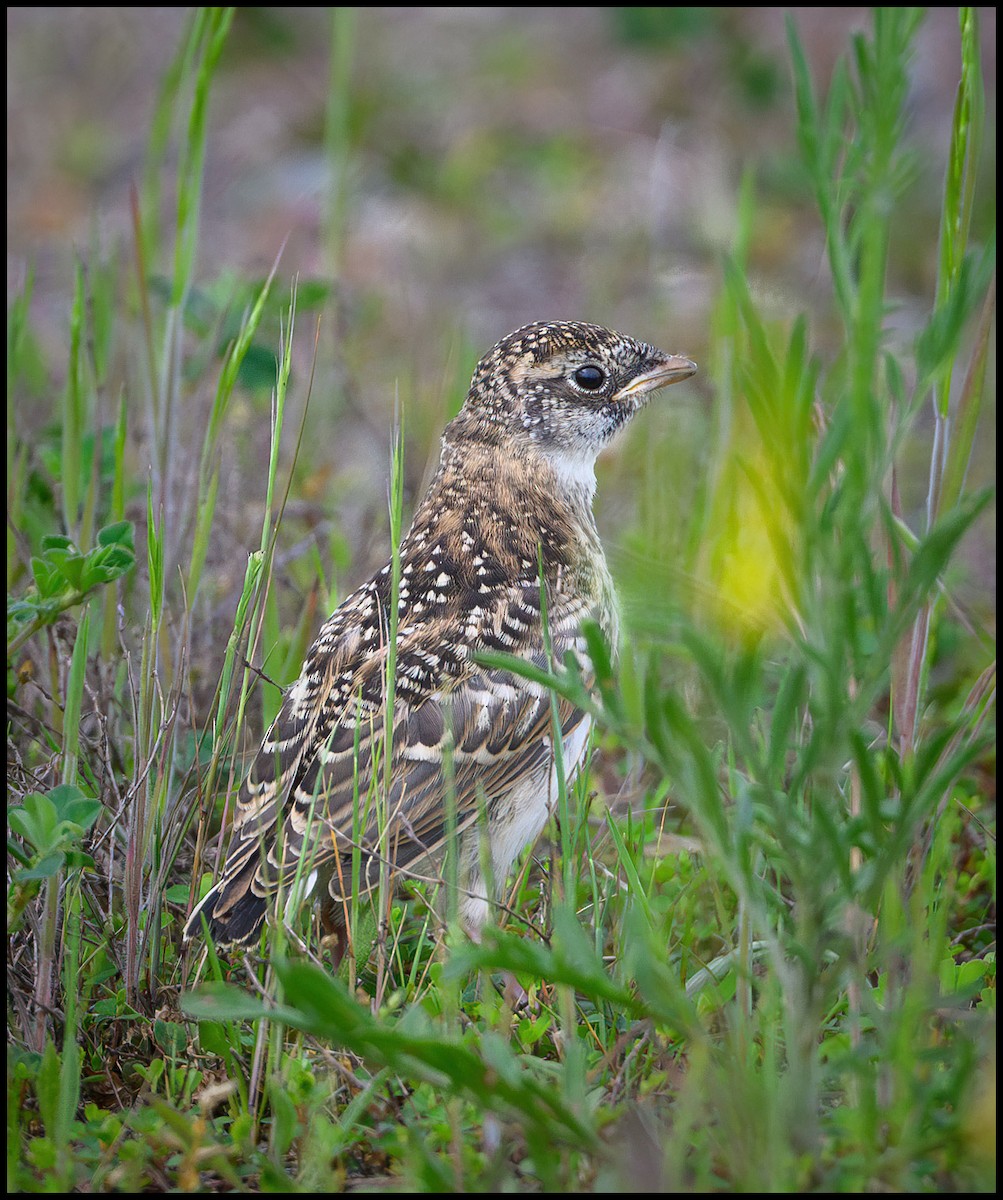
[487,713,592,882]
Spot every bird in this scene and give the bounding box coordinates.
[184,320,696,960]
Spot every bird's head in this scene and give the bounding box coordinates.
[448,320,696,488]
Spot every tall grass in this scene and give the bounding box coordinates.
[7,7,995,1193]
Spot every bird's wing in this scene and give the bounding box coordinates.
[190,576,593,940]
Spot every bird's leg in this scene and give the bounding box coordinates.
[320,892,349,969]
[501,970,531,1011]
[461,884,532,1011]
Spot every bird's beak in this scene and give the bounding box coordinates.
[615,354,697,401]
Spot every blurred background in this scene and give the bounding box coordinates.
[7,7,996,708]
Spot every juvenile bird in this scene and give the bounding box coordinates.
[184,320,696,958]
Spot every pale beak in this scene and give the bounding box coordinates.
[615,354,697,401]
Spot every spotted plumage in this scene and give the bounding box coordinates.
[184,320,696,954]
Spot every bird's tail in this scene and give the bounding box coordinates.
[182,859,267,947]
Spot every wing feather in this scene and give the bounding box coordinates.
[185,570,596,944]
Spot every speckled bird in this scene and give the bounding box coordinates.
[184,320,696,958]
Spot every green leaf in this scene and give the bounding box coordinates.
[35,1042,62,1143]
[901,489,992,610]
[13,851,67,881]
[46,551,85,590]
[96,520,134,550]
[48,783,101,830]
[8,786,100,864]
[153,1019,188,1057]
[915,246,995,393]
[268,1080,300,1157]
[80,544,135,589]
[30,556,63,598]
[8,792,59,852]
[196,1020,231,1058]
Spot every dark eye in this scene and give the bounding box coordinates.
[573,365,606,390]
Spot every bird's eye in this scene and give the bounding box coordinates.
[572,365,606,390]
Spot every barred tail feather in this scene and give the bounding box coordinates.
[183,867,268,947]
